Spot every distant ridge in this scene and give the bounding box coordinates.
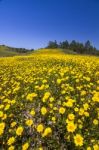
[0,45,34,57]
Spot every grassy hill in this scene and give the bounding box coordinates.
[0,45,33,57]
[33,48,77,55]
[0,45,79,57]
[0,45,19,57]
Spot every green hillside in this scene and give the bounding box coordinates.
[0,46,19,57]
[0,45,33,57]
[33,48,77,55]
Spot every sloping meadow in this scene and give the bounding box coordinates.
[0,53,99,150]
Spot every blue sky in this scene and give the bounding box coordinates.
[0,0,99,49]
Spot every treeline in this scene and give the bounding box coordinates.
[7,47,34,53]
[46,40,99,55]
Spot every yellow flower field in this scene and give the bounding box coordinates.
[0,51,99,150]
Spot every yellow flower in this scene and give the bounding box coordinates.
[42,127,52,137]
[74,107,79,112]
[4,104,10,110]
[26,93,37,101]
[37,124,44,133]
[74,134,84,146]
[8,146,15,150]
[42,92,50,102]
[52,117,56,122]
[49,97,54,102]
[22,142,29,150]
[84,112,89,117]
[68,113,75,120]
[0,122,5,135]
[59,107,65,114]
[38,147,43,150]
[30,110,35,116]
[8,146,14,150]
[81,90,86,96]
[41,107,47,115]
[93,119,98,125]
[7,137,15,145]
[93,144,99,150]
[0,111,3,117]
[26,119,33,126]
[2,113,7,120]
[79,108,84,116]
[16,126,24,136]
[11,122,17,128]
[92,92,99,102]
[65,99,74,107]
[87,147,91,150]
[67,122,77,132]
[57,79,62,84]
[83,103,89,110]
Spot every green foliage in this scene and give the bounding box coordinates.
[0,45,34,57]
[46,40,99,56]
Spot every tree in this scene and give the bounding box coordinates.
[59,40,69,49]
[47,40,58,49]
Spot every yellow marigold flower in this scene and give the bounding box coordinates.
[74,107,79,112]
[0,111,3,117]
[68,113,75,120]
[42,92,50,102]
[87,147,92,150]
[4,104,10,110]
[22,142,29,150]
[0,104,4,109]
[49,97,54,102]
[84,112,89,117]
[79,108,84,116]
[41,107,47,115]
[26,119,33,126]
[42,79,47,83]
[26,93,37,101]
[0,122,5,129]
[30,110,35,116]
[0,122,5,135]
[16,126,24,136]
[7,137,15,145]
[79,124,83,129]
[11,122,17,128]
[59,107,65,114]
[11,100,16,105]
[74,134,84,146]
[65,100,73,107]
[93,144,99,150]
[93,119,98,125]
[2,113,7,120]
[86,77,90,81]
[42,127,52,137]
[67,122,77,132]
[37,124,44,133]
[57,79,62,84]
[8,146,15,150]
[83,103,89,110]
[81,90,86,96]
[92,92,99,102]
[38,147,43,150]
[52,117,56,122]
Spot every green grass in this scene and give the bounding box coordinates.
[0,45,33,57]
[0,46,20,57]
[32,48,76,55]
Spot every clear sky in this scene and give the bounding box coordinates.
[0,0,99,49]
